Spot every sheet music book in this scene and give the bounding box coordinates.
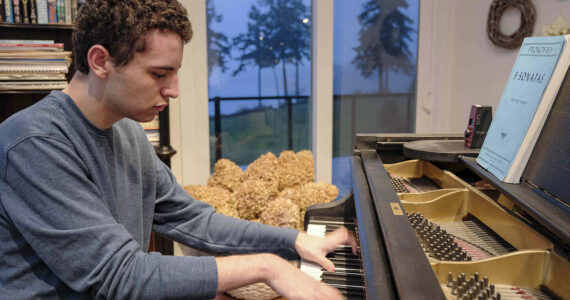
[0,80,67,90]
[477,35,570,183]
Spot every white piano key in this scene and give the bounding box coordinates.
[307,224,326,237]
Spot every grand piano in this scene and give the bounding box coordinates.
[302,130,569,299]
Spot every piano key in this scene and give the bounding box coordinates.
[303,218,366,299]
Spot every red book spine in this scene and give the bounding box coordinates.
[47,0,56,23]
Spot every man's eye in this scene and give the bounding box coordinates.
[153,73,166,79]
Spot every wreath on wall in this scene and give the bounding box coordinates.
[486,0,536,49]
[381,11,406,56]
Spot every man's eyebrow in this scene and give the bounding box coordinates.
[150,65,180,71]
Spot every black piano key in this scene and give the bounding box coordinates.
[327,252,360,260]
[338,289,366,299]
[329,257,362,264]
[321,276,363,286]
[322,270,363,278]
[330,261,362,269]
[327,283,366,293]
[325,225,356,232]
[320,275,364,286]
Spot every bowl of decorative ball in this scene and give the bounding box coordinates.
[184,150,339,300]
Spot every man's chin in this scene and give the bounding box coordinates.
[130,114,157,123]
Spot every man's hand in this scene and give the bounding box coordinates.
[295,227,358,272]
[216,253,345,300]
[265,255,345,300]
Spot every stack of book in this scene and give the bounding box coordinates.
[140,115,160,146]
[0,39,72,91]
[1,0,84,24]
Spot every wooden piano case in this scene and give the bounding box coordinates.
[350,124,569,299]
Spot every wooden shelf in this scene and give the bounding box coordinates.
[0,23,74,30]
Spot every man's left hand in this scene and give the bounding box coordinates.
[294,227,358,272]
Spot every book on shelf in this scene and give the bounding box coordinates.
[0,72,66,80]
[0,1,4,23]
[70,0,76,23]
[21,0,29,24]
[477,34,570,183]
[0,58,70,67]
[0,43,64,51]
[63,0,69,24]
[47,0,56,23]
[29,0,37,24]
[145,130,160,146]
[0,63,68,72]
[36,0,48,24]
[12,0,20,23]
[0,80,67,90]
[3,0,13,23]
[140,115,160,131]
[56,0,63,23]
[0,50,72,58]
[0,39,54,44]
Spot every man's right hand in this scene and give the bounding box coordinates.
[215,253,344,300]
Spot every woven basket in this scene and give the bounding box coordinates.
[226,260,299,300]
[227,282,280,300]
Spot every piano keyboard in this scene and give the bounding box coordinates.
[299,218,366,300]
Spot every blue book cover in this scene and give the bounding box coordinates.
[477,35,566,182]
[4,0,13,23]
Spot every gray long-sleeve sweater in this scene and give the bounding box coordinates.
[0,91,298,299]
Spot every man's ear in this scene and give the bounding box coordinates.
[87,45,112,79]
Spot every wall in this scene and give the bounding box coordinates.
[416,0,570,133]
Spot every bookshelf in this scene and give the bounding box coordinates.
[0,23,176,255]
[0,23,73,121]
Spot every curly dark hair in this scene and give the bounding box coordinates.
[73,0,192,74]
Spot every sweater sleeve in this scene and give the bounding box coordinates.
[1,137,218,299]
[152,157,299,260]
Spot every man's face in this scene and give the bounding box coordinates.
[104,29,184,123]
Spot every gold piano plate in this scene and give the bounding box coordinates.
[431,250,570,300]
[385,159,468,193]
[400,189,552,252]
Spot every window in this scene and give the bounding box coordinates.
[332,0,419,197]
[206,0,312,168]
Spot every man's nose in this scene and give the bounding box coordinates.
[161,74,179,99]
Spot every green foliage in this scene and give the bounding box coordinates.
[209,100,310,167]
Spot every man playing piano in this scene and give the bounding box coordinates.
[0,0,357,299]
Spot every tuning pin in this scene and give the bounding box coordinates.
[447,272,453,287]
[451,279,457,295]
[483,276,488,287]
[490,284,495,294]
[474,272,479,282]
